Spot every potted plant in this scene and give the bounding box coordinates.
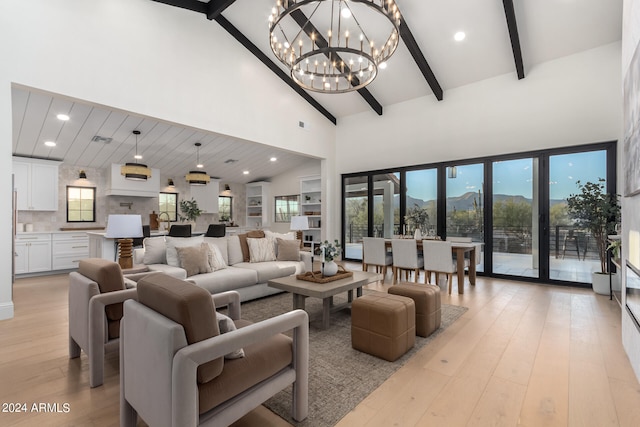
[178,198,202,224]
[566,179,621,294]
[319,239,342,276]
[405,204,429,239]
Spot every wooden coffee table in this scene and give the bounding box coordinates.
[268,270,381,329]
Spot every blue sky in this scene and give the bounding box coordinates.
[404,150,607,202]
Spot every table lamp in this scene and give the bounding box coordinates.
[105,214,143,269]
[290,215,309,245]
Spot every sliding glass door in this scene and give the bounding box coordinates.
[344,176,368,261]
[492,158,539,278]
[548,150,608,282]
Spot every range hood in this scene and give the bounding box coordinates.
[105,164,160,197]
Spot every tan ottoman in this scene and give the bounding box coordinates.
[351,293,415,362]
[389,282,441,337]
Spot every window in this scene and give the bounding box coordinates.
[159,192,178,221]
[218,196,232,222]
[66,186,95,222]
[274,195,299,222]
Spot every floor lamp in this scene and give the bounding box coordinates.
[290,215,309,247]
[105,214,143,270]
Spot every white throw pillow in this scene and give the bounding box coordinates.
[203,237,229,265]
[247,237,276,263]
[227,235,244,265]
[142,236,166,265]
[165,235,204,267]
[215,312,245,359]
[207,243,228,271]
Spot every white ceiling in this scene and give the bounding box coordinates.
[11,0,622,183]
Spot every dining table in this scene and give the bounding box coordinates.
[383,239,479,294]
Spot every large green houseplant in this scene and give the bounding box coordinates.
[566,179,620,293]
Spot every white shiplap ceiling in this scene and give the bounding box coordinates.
[11,0,622,182]
[11,86,318,184]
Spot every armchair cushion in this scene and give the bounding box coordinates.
[176,243,213,277]
[197,332,293,414]
[78,258,125,327]
[137,274,223,383]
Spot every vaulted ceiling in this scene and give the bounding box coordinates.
[11,0,622,183]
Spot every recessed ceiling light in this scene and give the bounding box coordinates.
[243,171,250,175]
[379,61,387,70]
[270,157,277,162]
[197,163,204,169]
[44,141,56,147]
[56,113,70,121]
[454,31,466,42]
[341,7,351,19]
[134,154,142,160]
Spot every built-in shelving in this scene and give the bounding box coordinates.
[300,176,321,245]
[246,181,270,228]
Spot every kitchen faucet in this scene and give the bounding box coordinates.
[157,211,171,231]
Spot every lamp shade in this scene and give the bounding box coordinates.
[105,214,143,238]
[290,215,310,231]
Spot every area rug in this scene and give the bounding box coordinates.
[236,290,468,426]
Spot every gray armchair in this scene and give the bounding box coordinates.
[68,258,155,387]
[120,273,309,427]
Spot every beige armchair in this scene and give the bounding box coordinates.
[68,258,154,387]
[120,273,309,427]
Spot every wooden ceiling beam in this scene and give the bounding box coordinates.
[206,0,237,20]
[399,17,443,101]
[213,15,337,124]
[150,0,336,124]
[502,0,525,79]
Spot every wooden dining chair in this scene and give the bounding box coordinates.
[390,239,423,284]
[362,237,393,283]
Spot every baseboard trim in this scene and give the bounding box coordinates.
[0,301,15,320]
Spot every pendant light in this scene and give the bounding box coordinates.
[185,142,210,185]
[121,130,151,181]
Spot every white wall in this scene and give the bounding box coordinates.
[0,0,337,320]
[268,159,321,234]
[336,42,622,175]
[622,0,640,382]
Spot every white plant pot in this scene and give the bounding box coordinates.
[322,261,339,276]
[592,272,619,295]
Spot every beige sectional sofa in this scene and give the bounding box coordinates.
[132,231,311,302]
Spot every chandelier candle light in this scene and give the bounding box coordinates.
[269,0,401,93]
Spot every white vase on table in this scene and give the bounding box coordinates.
[322,260,339,276]
[414,228,422,240]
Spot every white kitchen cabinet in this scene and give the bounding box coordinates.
[12,157,60,211]
[14,233,52,274]
[105,164,160,197]
[246,182,270,228]
[52,232,90,270]
[190,179,219,214]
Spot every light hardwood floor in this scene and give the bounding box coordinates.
[1,266,639,426]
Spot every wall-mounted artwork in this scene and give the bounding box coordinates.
[624,40,640,197]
